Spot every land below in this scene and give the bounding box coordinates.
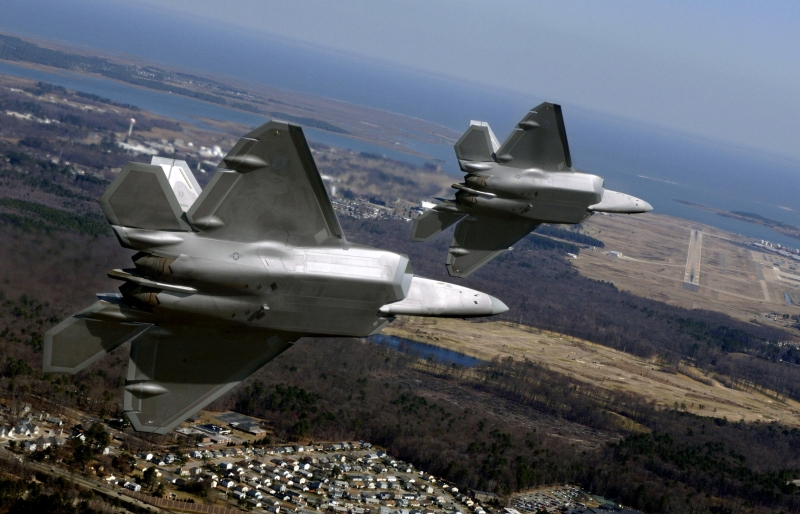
[2,59,800,513]
[0,31,460,161]
[384,318,800,426]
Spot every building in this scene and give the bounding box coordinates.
[124,482,142,492]
[197,424,231,436]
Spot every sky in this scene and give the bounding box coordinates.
[2,1,800,161]
[131,0,800,161]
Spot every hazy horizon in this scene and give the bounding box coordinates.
[2,0,800,163]
[2,1,800,246]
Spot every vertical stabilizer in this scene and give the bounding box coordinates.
[454,121,500,162]
[151,157,202,212]
[99,162,192,231]
[494,102,572,170]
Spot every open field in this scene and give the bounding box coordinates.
[573,213,799,327]
[383,317,800,426]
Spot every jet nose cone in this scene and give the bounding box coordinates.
[642,200,653,212]
[489,296,509,315]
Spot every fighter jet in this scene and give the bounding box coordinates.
[411,102,652,277]
[44,120,508,434]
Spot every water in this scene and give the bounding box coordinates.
[0,61,439,167]
[367,334,484,368]
[3,2,800,244]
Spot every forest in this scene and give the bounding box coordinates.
[215,336,800,513]
[338,217,800,402]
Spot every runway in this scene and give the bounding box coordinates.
[683,228,702,292]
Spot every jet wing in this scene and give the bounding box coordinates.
[410,209,467,242]
[447,217,539,277]
[44,301,151,374]
[187,121,345,245]
[124,325,294,434]
[494,102,572,171]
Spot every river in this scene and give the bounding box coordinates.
[366,334,484,368]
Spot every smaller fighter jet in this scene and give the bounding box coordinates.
[412,102,652,277]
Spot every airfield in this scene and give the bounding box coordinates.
[382,211,800,428]
[574,212,799,325]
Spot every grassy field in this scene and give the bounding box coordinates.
[383,316,800,426]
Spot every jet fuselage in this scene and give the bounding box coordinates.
[456,168,601,224]
[449,168,650,224]
[97,224,506,338]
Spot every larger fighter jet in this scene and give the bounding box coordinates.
[44,121,508,434]
[412,102,652,277]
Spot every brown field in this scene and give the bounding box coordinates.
[383,317,800,426]
[381,213,800,427]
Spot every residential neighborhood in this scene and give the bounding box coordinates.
[0,404,623,514]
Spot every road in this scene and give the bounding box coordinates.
[0,444,164,513]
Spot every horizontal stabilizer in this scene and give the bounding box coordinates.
[454,121,500,162]
[44,302,151,374]
[124,326,294,434]
[447,217,539,277]
[100,162,192,231]
[411,209,467,242]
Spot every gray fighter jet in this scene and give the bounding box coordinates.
[44,121,508,434]
[412,102,652,277]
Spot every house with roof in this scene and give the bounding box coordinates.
[46,417,63,426]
